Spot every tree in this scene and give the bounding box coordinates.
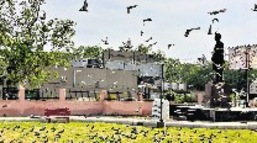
[165,58,213,91]
[164,58,181,82]
[0,0,76,88]
[152,49,166,63]
[72,45,103,59]
[118,39,133,52]
[136,44,151,54]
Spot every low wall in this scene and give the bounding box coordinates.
[103,101,152,116]
[0,100,152,117]
[0,88,153,117]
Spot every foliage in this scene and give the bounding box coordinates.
[136,44,151,54]
[105,94,117,100]
[0,0,76,87]
[187,63,213,90]
[174,94,196,103]
[164,58,211,90]
[152,49,166,63]
[72,45,103,59]
[0,122,256,143]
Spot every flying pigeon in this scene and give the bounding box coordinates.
[208,8,226,15]
[252,4,257,11]
[145,37,153,42]
[143,18,152,26]
[148,42,157,47]
[184,27,201,37]
[79,0,88,12]
[140,31,144,36]
[208,24,212,35]
[127,5,138,14]
[101,37,109,45]
[168,44,175,49]
[212,18,219,23]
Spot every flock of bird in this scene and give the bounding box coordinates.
[1,122,257,143]
[78,0,174,50]
[79,1,257,52]
[228,44,257,70]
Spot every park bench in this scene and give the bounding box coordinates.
[44,107,71,123]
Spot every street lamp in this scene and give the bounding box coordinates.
[157,63,165,128]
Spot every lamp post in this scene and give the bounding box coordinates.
[157,63,165,128]
[244,47,250,106]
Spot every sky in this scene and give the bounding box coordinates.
[42,0,257,63]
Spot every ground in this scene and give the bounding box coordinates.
[0,121,256,143]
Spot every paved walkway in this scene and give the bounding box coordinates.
[1,116,257,129]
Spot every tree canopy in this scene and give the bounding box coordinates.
[0,0,76,87]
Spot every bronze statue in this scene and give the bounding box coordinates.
[211,32,224,84]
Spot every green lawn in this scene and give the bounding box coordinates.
[0,121,256,143]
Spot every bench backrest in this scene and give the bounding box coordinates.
[44,108,71,116]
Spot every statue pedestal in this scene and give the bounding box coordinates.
[204,81,231,108]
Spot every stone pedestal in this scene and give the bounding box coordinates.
[156,121,166,128]
[204,81,231,108]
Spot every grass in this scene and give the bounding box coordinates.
[0,121,256,143]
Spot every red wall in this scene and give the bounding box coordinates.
[0,100,152,117]
[0,88,153,117]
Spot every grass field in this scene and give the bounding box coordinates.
[0,121,256,143]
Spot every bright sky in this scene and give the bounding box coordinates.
[43,0,257,63]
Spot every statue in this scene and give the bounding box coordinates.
[211,32,224,84]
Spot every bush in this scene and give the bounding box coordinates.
[174,94,196,103]
[105,94,117,101]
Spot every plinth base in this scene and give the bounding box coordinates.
[156,121,166,128]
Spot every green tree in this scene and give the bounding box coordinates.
[136,44,151,54]
[187,63,213,90]
[72,45,103,59]
[164,58,181,82]
[118,39,133,52]
[151,49,166,63]
[0,0,76,88]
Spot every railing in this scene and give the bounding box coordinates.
[25,89,40,100]
[106,91,137,101]
[0,86,19,100]
[25,88,59,100]
[66,89,98,101]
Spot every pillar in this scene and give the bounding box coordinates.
[18,85,25,102]
[59,88,66,101]
[99,90,107,101]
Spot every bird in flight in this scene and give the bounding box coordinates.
[252,4,257,11]
[140,31,144,36]
[145,37,153,42]
[143,18,152,26]
[79,0,88,12]
[208,24,212,35]
[208,8,226,15]
[184,27,200,37]
[212,18,219,24]
[127,5,138,14]
[168,44,175,49]
[101,37,109,45]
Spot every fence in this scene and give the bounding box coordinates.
[0,86,139,101]
[0,86,19,100]
[25,88,59,100]
[105,91,138,101]
[66,89,98,101]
